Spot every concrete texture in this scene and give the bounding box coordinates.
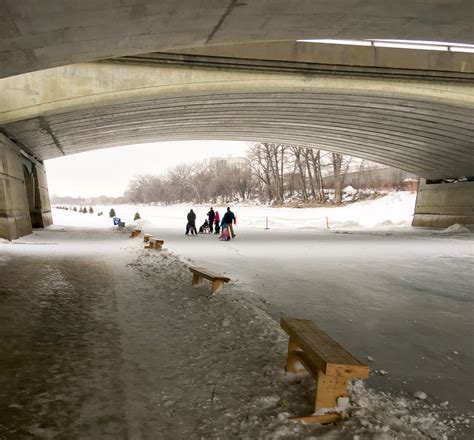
[173,41,474,74]
[1,0,474,79]
[0,134,52,240]
[1,60,473,181]
[413,179,474,227]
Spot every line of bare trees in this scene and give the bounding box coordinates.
[248,143,352,205]
[123,143,407,206]
[125,161,253,205]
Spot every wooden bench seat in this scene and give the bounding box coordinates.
[143,233,152,243]
[189,266,230,294]
[129,229,141,238]
[144,237,164,250]
[281,317,369,425]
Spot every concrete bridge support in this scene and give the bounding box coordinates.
[412,179,474,228]
[0,134,52,240]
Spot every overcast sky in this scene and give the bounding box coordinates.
[45,141,250,197]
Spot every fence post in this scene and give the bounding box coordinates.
[326,216,330,229]
[265,216,270,230]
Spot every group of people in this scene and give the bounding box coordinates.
[185,207,236,241]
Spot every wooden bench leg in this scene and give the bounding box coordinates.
[289,370,347,425]
[211,280,224,294]
[192,274,203,287]
[285,338,304,373]
[314,370,347,411]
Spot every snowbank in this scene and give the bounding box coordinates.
[52,191,417,231]
[439,223,471,235]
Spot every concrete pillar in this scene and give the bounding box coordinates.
[412,178,474,228]
[0,133,52,240]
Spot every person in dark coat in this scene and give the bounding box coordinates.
[207,207,215,233]
[186,209,197,235]
[222,207,236,239]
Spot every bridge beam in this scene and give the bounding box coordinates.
[412,178,474,228]
[0,134,52,240]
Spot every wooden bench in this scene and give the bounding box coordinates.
[143,233,152,243]
[189,267,230,294]
[144,237,164,250]
[129,229,141,238]
[281,317,369,425]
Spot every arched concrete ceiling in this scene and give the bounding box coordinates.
[1,60,472,180]
[1,0,474,78]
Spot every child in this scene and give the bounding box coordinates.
[219,225,230,241]
[199,219,210,234]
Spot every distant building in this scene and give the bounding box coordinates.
[209,156,250,173]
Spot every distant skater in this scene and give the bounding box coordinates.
[214,210,220,234]
[186,209,197,235]
[207,207,215,233]
[222,207,236,239]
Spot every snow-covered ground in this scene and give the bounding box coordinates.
[2,192,473,438]
[54,191,417,231]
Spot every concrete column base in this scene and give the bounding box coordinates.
[412,179,474,228]
[0,134,52,240]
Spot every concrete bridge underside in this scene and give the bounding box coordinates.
[2,0,474,79]
[3,92,473,180]
[0,50,473,239]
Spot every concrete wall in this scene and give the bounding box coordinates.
[2,0,474,79]
[0,134,52,240]
[31,163,53,229]
[1,60,473,181]
[177,42,474,74]
[412,179,474,228]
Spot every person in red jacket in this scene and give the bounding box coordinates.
[214,210,220,234]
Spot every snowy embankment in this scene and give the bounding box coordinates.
[53,191,417,231]
[127,241,468,439]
